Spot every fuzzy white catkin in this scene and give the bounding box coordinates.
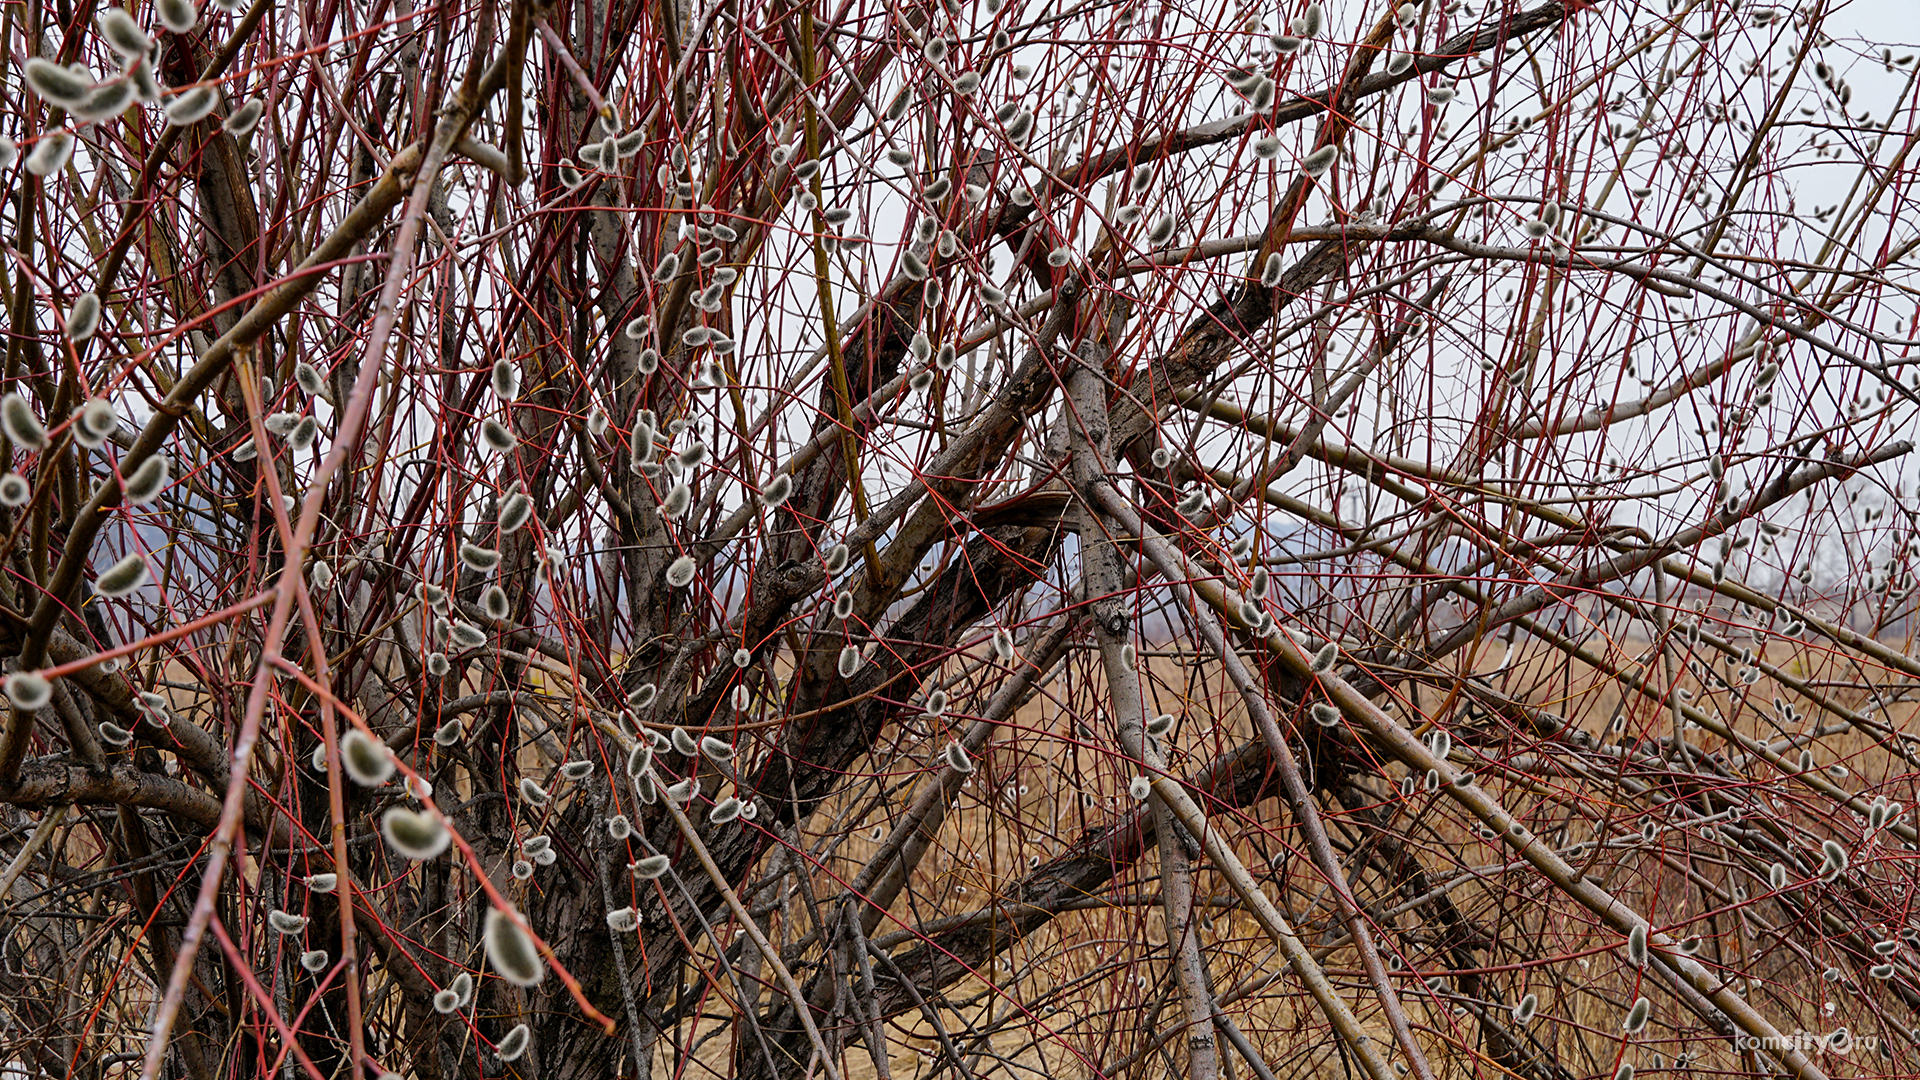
[484,909,545,986]
[26,132,74,177]
[382,807,451,859]
[496,1023,531,1062]
[96,553,149,597]
[340,729,394,786]
[944,742,974,774]
[666,555,697,588]
[8,672,52,711]
[0,394,46,451]
[123,455,170,505]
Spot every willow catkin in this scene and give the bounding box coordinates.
[458,542,501,572]
[481,585,510,621]
[479,419,517,453]
[1309,641,1338,673]
[269,910,308,934]
[25,132,74,177]
[5,673,49,710]
[1301,144,1338,179]
[340,729,394,786]
[484,908,545,986]
[1622,996,1650,1033]
[165,86,218,125]
[224,97,265,136]
[65,293,102,343]
[495,1023,531,1062]
[0,394,46,451]
[381,807,452,859]
[22,59,89,109]
[944,742,974,773]
[93,549,147,591]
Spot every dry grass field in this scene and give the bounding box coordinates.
[634,627,1920,1080]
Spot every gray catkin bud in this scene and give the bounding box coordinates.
[459,543,501,572]
[480,419,517,454]
[1513,993,1537,1023]
[1,394,46,451]
[631,853,671,878]
[666,555,697,587]
[838,645,863,677]
[1309,642,1338,673]
[481,585,510,621]
[25,132,75,177]
[491,359,519,400]
[340,729,394,786]
[1623,996,1650,1033]
[1301,145,1338,179]
[165,86,219,125]
[66,293,101,343]
[23,59,90,107]
[499,491,532,534]
[1822,839,1848,875]
[5,672,50,710]
[1628,924,1647,966]
[496,1024,531,1062]
[825,543,850,574]
[155,0,197,32]
[381,807,451,859]
[225,97,265,136]
[96,552,149,596]
[944,742,974,774]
